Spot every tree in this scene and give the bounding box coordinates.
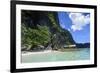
[21,24,51,50]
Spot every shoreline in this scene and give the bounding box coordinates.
[21,48,85,56]
[22,50,59,56]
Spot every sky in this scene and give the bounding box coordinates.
[58,12,90,43]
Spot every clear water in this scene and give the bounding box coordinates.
[21,48,90,63]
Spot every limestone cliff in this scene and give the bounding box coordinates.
[21,10,75,51]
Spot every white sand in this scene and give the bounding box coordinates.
[22,50,59,56]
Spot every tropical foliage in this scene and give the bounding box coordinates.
[21,10,75,51]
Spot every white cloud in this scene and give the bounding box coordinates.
[69,13,90,31]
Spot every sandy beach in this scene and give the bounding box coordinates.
[21,48,81,56]
[22,50,59,56]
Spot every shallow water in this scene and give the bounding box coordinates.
[21,48,90,63]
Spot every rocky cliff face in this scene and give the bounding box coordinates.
[21,10,75,51]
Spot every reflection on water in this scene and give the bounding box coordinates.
[21,48,90,63]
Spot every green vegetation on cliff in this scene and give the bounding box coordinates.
[21,10,75,51]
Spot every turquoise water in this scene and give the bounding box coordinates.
[21,48,90,63]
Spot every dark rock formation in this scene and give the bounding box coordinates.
[21,10,75,51]
[76,43,90,48]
